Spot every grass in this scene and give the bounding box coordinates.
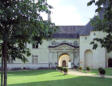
[80,68,112,76]
[0,69,112,86]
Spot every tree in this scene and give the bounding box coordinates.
[0,0,56,86]
[88,0,112,52]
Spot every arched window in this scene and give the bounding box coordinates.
[84,49,93,68]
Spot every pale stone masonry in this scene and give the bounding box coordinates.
[0,24,112,69]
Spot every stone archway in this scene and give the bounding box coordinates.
[84,49,93,68]
[58,54,70,67]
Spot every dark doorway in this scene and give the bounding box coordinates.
[108,58,112,67]
[62,60,66,67]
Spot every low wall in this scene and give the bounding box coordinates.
[6,63,50,70]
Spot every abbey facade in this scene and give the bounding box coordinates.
[3,23,112,70]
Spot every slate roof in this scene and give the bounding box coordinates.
[52,33,79,38]
[51,22,96,38]
[80,22,94,36]
[52,26,85,38]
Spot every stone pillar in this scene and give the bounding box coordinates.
[80,52,85,68]
[68,61,72,68]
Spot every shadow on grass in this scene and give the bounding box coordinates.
[8,76,112,86]
[7,69,56,76]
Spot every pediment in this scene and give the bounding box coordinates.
[56,44,74,50]
[49,43,78,50]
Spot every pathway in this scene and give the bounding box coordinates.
[68,69,112,79]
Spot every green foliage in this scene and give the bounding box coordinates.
[98,67,106,75]
[88,0,112,52]
[57,67,63,72]
[0,0,56,62]
[86,67,90,71]
[87,0,95,6]
[63,68,68,73]
[57,66,68,74]
[79,67,82,70]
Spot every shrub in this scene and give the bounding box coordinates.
[98,67,106,78]
[86,67,90,71]
[79,67,82,70]
[57,66,63,72]
[60,67,63,71]
[63,68,68,75]
[56,66,59,70]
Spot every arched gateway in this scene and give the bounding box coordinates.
[48,43,79,68]
[58,54,70,67]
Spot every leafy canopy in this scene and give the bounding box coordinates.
[88,0,112,52]
[0,0,56,62]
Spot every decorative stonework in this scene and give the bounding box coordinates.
[49,43,79,68]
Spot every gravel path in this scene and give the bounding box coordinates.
[68,69,112,79]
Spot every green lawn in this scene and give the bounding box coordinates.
[0,69,112,86]
[81,68,112,76]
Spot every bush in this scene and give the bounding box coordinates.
[79,67,82,70]
[86,67,90,71]
[63,68,68,75]
[57,66,63,72]
[56,66,59,70]
[60,67,63,71]
[98,68,106,75]
[98,67,106,78]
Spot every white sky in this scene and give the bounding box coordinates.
[40,0,97,25]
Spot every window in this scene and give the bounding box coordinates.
[74,41,78,46]
[32,42,38,48]
[51,40,58,45]
[85,37,87,40]
[32,55,38,64]
[93,32,96,36]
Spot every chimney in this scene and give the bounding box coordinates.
[48,11,51,22]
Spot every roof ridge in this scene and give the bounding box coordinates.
[56,25,85,27]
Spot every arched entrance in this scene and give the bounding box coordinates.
[62,60,66,67]
[58,54,70,67]
[84,50,93,68]
[108,58,112,67]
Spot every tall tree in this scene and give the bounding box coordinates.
[88,0,112,52]
[0,0,56,86]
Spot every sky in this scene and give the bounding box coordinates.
[41,0,97,26]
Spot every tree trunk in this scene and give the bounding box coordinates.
[1,50,4,86]
[4,55,7,86]
[2,42,8,86]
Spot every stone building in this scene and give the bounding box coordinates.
[3,23,112,69]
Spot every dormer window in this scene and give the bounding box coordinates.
[51,40,57,45]
[74,41,78,46]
